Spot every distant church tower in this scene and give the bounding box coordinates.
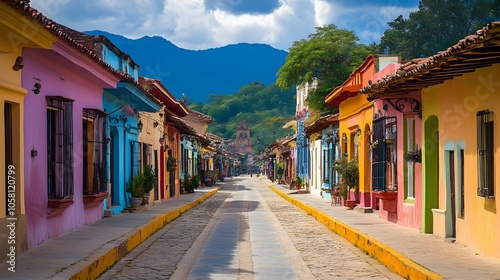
[235,121,252,154]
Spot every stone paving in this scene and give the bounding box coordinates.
[257,178,401,280]
[99,176,401,279]
[98,191,231,280]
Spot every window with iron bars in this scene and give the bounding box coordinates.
[477,110,494,198]
[371,116,397,192]
[83,108,108,195]
[47,96,74,199]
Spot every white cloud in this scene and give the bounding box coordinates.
[30,0,418,51]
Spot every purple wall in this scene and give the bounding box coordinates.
[22,45,117,248]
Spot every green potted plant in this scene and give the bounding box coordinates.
[404,149,422,163]
[295,175,304,190]
[191,174,200,193]
[142,165,156,205]
[333,157,359,208]
[183,175,193,193]
[128,173,145,208]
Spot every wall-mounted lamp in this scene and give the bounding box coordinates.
[356,126,362,136]
[342,134,347,142]
[12,56,24,71]
[153,121,159,128]
[159,135,165,146]
[31,147,37,157]
[32,83,41,94]
[137,119,143,132]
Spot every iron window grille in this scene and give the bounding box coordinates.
[371,116,397,192]
[47,96,74,199]
[477,110,494,198]
[83,108,108,195]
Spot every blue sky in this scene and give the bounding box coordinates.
[30,0,420,51]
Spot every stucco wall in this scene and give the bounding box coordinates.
[338,94,373,207]
[22,47,111,248]
[422,64,500,259]
[309,139,323,197]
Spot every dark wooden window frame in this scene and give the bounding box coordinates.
[477,110,494,198]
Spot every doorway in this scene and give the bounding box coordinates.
[448,150,456,238]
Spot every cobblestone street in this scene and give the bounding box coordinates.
[99,176,401,279]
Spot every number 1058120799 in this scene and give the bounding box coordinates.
[7,165,16,216]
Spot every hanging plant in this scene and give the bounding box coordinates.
[167,157,177,172]
[404,149,422,163]
[370,139,379,149]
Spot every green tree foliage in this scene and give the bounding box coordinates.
[275,24,370,113]
[191,82,296,154]
[380,0,500,60]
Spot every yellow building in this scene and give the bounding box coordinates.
[0,1,57,260]
[360,21,500,259]
[326,55,399,208]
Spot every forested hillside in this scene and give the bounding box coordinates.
[85,30,288,102]
[189,82,296,153]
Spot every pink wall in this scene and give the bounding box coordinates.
[23,45,117,248]
[373,91,422,230]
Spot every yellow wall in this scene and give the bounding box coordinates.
[338,94,373,195]
[421,64,500,259]
[0,2,57,260]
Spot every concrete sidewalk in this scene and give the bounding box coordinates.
[0,184,221,280]
[263,179,500,280]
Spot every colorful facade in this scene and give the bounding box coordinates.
[139,77,189,200]
[0,1,57,259]
[367,61,423,229]
[326,55,400,208]
[305,114,339,198]
[21,25,120,247]
[361,21,500,259]
[296,80,316,185]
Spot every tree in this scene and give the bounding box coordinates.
[275,24,370,113]
[380,0,500,60]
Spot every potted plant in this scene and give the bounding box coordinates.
[142,165,156,205]
[128,173,145,208]
[183,175,193,193]
[333,157,359,209]
[295,175,304,190]
[277,162,284,184]
[191,174,200,193]
[404,149,422,163]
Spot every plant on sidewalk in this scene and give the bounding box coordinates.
[143,165,156,195]
[295,175,304,190]
[333,157,359,201]
[128,173,145,198]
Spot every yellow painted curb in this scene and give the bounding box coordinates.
[69,188,219,280]
[268,184,443,280]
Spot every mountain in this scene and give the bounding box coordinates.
[85,31,289,103]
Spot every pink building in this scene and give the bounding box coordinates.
[20,7,120,248]
[365,63,423,230]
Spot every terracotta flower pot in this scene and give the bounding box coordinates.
[345,200,356,209]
